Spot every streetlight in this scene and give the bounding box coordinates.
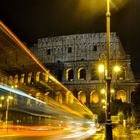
[5,95,13,129]
[98,64,105,73]
[105,0,113,139]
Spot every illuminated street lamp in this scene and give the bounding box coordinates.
[105,0,113,139]
[100,89,106,94]
[113,65,121,73]
[98,64,105,73]
[101,99,106,103]
[5,95,13,129]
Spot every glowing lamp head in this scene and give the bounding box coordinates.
[111,89,115,93]
[101,89,106,94]
[98,64,104,73]
[103,105,106,109]
[1,96,4,100]
[114,65,121,72]
[101,99,106,103]
[8,96,13,100]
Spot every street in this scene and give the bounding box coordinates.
[1,131,140,140]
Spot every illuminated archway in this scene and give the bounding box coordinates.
[55,91,62,104]
[36,92,41,105]
[90,90,99,104]
[78,68,86,80]
[66,68,74,81]
[9,75,13,85]
[116,90,126,102]
[78,91,86,104]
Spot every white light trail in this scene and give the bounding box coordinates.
[0,85,46,105]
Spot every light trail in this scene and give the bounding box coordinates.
[0,85,45,105]
[0,21,97,139]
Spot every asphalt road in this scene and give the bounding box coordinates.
[0,132,140,140]
[0,134,140,140]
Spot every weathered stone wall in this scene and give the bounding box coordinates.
[30,33,136,114]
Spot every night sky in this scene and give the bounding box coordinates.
[1,0,140,79]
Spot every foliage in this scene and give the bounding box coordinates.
[118,111,125,124]
[110,99,132,119]
[131,84,140,123]
[131,84,140,108]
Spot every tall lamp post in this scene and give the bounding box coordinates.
[105,0,113,140]
[5,95,13,130]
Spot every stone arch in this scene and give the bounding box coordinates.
[66,91,74,104]
[20,73,25,84]
[78,67,86,80]
[27,73,32,84]
[78,90,86,104]
[116,90,126,102]
[9,75,13,85]
[14,74,19,85]
[55,91,62,104]
[90,90,100,104]
[35,92,41,105]
[66,68,74,81]
[36,71,41,82]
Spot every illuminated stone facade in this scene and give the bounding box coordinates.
[30,33,136,114]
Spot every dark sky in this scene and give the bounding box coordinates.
[1,0,140,79]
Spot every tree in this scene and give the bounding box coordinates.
[131,84,140,123]
[110,99,132,119]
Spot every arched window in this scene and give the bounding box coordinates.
[27,73,32,84]
[78,68,86,80]
[36,71,41,82]
[116,90,126,102]
[55,92,62,103]
[14,74,18,85]
[36,92,41,105]
[90,91,99,104]
[78,91,86,104]
[9,75,13,85]
[66,68,74,81]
